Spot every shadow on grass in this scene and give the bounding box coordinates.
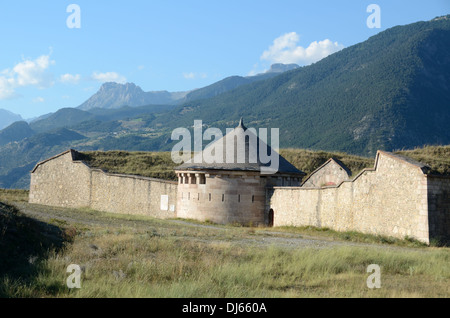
[429,236,450,248]
[0,202,75,297]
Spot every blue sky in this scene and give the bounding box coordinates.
[0,0,449,119]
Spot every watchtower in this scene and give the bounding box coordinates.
[175,119,305,225]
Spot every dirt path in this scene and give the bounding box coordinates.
[13,202,420,252]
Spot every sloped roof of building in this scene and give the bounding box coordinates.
[300,157,352,186]
[175,119,305,175]
[31,149,79,173]
[377,150,431,174]
[329,157,352,176]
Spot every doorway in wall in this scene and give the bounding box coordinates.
[268,209,274,227]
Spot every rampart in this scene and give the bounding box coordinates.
[29,150,177,218]
[269,151,450,244]
[29,149,449,244]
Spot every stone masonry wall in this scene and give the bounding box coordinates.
[270,152,431,243]
[29,150,177,219]
[29,151,91,208]
[90,170,177,218]
[176,171,266,225]
[302,159,350,187]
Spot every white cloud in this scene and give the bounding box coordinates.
[261,32,344,65]
[183,72,207,80]
[183,72,195,79]
[0,77,17,100]
[60,73,81,84]
[12,54,55,88]
[32,97,45,103]
[91,71,126,83]
[0,54,55,100]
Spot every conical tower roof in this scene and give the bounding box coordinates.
[175,119,305,175]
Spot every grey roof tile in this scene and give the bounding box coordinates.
[176,119,305,175]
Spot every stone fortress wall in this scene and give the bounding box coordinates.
[29,150,177,219]
[269,151,450,244]
[28,149,449,244]
[176,170,268,226]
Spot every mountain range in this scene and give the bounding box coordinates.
[153,16,450,156]
[76,63,300,111]
[0,16,449,189]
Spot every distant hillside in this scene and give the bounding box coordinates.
[0,128,86,189]
[26,104,176,135]
[86,104,176,121]
[0,121,35,146]
[183,76,252,102]
[0,109,22,130]
[183,63,299,102]
[30,108,95,133]
[151,16,450,156]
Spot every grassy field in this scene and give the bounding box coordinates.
[0,189,29,203]
[396,145,450,175]
[0,190,448,298]
[78,151,178,180]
